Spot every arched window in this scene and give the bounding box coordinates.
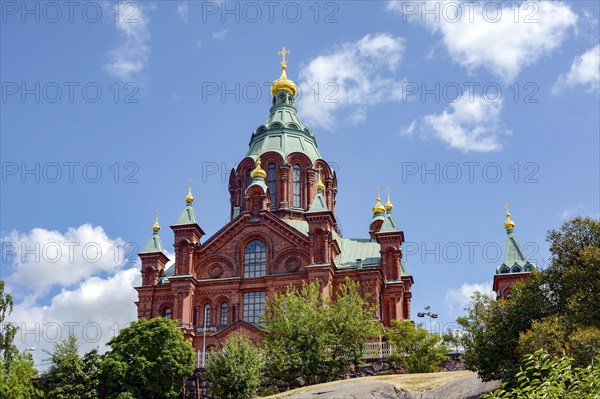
[203,304,211,327]
[163,307,172,319]
[512,266,522,273]
[220,303,228,326]
[500,266,510,274]
[246,169,252,188]
[244,240,266,278]
[293,164,301,208]
[267,163,276,206]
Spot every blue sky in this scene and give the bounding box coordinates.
[1,1,599,366]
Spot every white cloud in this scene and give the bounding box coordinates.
[177,1,189,22]
[3,224,129,296]
[554,44,600,93]
[408,95,508,152]
[105,2,151,81]
[445,281,493,316]
[388,1,577,81]
[3,223,176,371]
[212,29,229,40]
[297,33,406,130]
[7,267,141,370]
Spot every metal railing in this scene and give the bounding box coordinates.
[195,342,395,368]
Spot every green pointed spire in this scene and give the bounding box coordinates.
[379,210,400,233]
[173,183,198,226]
[379,192,400,233]
[496,206,535,274]
[307,190,328,213]
[140,210,167,254]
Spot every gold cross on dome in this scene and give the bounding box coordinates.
[155,209,159,222]
[188,179,192,190]
[278,47,290,65]
[504,202,510,213]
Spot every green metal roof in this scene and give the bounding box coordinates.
[284,219,309,235]
[246,91,321,163]
[379,211,400,233]
[246,176,268,193]
[334,238,382,268]
[307,190,329,213]
[140,232,166,254]
[496,229,536,274]
[173,204,198,226]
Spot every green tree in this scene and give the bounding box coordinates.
[0,280,42,399]
[99,317,195,399]
[205,334,263,399]
[261,278,379,385]
[386,320,447,373]
[482,350,600,399]
[456,217,600,383]
[42,334,101,399]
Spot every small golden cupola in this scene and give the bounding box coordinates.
[251,156,267,180]
[315,166,325,191]
[270,47,298,97]
[372,194,386,215]
[185,181,194,204]
[504,203,515,230]
[385,192,394,212]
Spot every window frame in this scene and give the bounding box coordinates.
[292,164,301,208]
[243,239,267,278]
[243,291,266,325]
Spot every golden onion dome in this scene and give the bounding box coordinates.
[504,211,515,230]
[251,157,267,179]
[270,47,297,97]
[315,170,325,191]
[372,196,386,215]
[185,187,194,204]
[152,211,160,233]
[385,194,394,212]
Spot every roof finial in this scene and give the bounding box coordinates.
[372,187,386,215]
[504,202,515,230]
[152,209,160,233]
[385,187,394,212]
[185,179,194,204]
[251,153,267,179]
[278,46,290,67]
[271,47,298,97]
[315,165,325,191]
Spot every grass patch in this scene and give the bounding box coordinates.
[261,370,474,398]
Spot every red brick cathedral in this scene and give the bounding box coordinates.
[135,50,414,350]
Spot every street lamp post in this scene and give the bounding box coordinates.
[417,305,439,333]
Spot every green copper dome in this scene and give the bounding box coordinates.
[247,78,321,163]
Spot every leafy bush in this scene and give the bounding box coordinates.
[261,278,379,385]
[483,350,600,399]
[205,334,263,399]
[386,320,448,373]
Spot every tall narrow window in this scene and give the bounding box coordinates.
[163,308,172,319]
[244,240,266,278]
[293,164,301,208]
[220,303,228,326]
[243,292,266,324]
[246,169,252,188]
[267,163,276,206]
[203,304,211,327]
